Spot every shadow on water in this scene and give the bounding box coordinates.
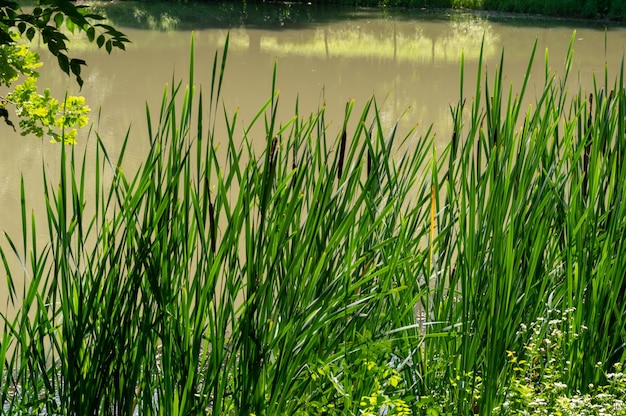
[93,0,625,32]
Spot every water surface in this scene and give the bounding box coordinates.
[0,3,625,312]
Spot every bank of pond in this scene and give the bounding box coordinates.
[95,0,626,26]
[2,32,626,415]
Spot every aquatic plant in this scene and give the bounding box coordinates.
[2,30,626,415]
[421,32,626,413]
[0,34,431,415]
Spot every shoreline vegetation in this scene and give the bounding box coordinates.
[306,0,626,23]
[3,29,626,414]
[90,0,626,24]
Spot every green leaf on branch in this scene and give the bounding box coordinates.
[86,26,95,42]
[57,53,69,75]
[70,59,85,78]
[65,18,75,33]
[54,12,64,28]
[26,27,35,41]
[113,40,126,51]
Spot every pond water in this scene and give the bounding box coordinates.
[0,2,625,313]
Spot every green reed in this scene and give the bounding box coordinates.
[424,32,626,413]
[2,31,626,415]
[0,34,431,415]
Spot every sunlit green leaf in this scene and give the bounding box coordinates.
[66,19,76,34]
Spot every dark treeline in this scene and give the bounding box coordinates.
[126,0,625,22]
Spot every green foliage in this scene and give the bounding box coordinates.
[421,31,626,414]
[0,0,128,142]
[0,0,129,86]
[479,0,626,19]
[7,77,89,143]
[188,0,625,20]
[0,36,41,86]
[296,336,412,415]
[494,310,626,415]
[0,38,89,143]
[3,27,626,416]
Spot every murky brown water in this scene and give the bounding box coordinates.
[1,4,625,313]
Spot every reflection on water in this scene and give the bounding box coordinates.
[237,15,497,62]
[1,3,625,313]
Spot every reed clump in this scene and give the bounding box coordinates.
[1,32,626,415]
